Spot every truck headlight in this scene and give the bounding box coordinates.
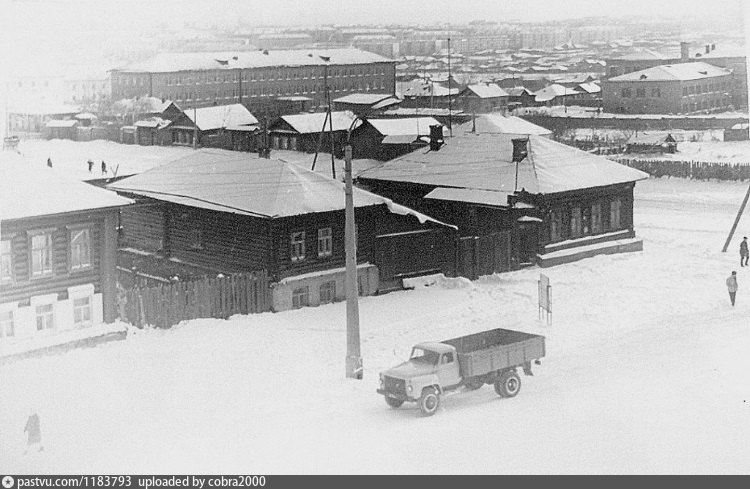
[407,385,413,393]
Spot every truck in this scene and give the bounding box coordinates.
[377,328,545,416]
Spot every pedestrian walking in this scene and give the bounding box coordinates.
[46,157,52,168]
[101,160,107,175]
[23,410,44,454]
[87,159,94,173]
[726,271,738,306]
[741,237,749,267]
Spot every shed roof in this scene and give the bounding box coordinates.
[608,62,731,82]
[185,104,258,131]
[107,150,449,226]
[357,133,648,196]
[0,151,133,221]
[114,48,393,73]
[277,111,359,134]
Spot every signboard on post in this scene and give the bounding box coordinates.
[538,273,551,325]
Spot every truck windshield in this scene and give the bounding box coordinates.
[410,348,439,365]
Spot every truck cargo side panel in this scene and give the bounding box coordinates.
[458,336,545,378]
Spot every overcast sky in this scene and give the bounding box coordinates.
[4,0,748,27]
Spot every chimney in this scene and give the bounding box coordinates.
[705,44,711,54]
[711,43,716,51]
[429,125,444,151]
[680,42,690,62]
[512,138,528,163]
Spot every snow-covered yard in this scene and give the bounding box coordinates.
[2,176,750,474]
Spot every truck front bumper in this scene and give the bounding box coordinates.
[377,389,413,402]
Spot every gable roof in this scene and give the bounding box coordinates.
[534,84,579,102]
[608,62,731,82]
[357,133,648,196]
[185,104,258,131]
[462,83,509,98]
[276,111,359,134]
[365,117,443,138]
[577,82,601,94]
[1,151,133,221]
[457,114,552,136]
[107,150,450,226]
[506,87,534,97]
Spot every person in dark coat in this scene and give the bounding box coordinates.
[23,411,44,454]
[726,271,738,306]
[741,237,749,267]
[87,159,94,173]
[101,160,107,175]
[46,157,52,168]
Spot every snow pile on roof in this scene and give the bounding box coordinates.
[278,111,359,134]
[108,150,450,227]
[186,104,258,131]
[457,114,552,136]
[358,133,648,195]
[608,62,732,82]
[0,151,133,221]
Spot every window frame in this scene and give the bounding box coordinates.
[28,229,55,279]
[319,280,336,304]
[0,307,15,339]
[290,231,306,263]
[1,236,14,283]
[317,227,333,258]
[292,286,310,309]
[69,226,92,272]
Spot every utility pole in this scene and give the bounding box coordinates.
[344,142,362,379]
[447,37,453,137]
[193,105,198,149]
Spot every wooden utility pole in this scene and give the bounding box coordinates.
[193,105,198,150]
[722,182,750,252]
[344,144,362,379]
[447,37,452,137]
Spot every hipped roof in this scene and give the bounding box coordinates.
[107,150,452,227]
[185,104,258,131]
[277,111,359,134]
[1,151,133,221]
[357,133,648,196]
[608,62,731,82]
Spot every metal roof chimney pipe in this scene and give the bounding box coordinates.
[429,125,444,151]
[706,44,711,54]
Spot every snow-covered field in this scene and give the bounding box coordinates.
[2,176,750,474]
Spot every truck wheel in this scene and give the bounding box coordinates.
[385,397,404,408]
[419,388,440,416]
[494,370,521,398]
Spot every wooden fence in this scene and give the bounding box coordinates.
[615,158,750,181]
[121,272,272,328]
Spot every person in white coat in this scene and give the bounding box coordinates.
[726,271,738,306]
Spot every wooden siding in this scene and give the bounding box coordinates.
[1,209,116,306]
[119,200,165,252]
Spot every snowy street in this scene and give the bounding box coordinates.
[2,176,750,474]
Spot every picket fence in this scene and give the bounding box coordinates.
[616,158,750,181]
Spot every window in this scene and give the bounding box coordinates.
[319,281,336,304]
[1,239,12,282]
[31,232,53,277]
[621,88,631,98]
[36,303,54,331]
[651,88,661,97]
[317,228,332,258]
[292,286,309,309]
[0,311,14,338]
[570,206,582,238]
[70,228,91,270]
[73,296,92,327]
[190,228,203,249]
[592,202,603,234]
[291,231,306,262]
[550,208,563,242]
[441,352,454,364]
[610,198,622,230]
[636,88,646,98]
[581,206,591,235]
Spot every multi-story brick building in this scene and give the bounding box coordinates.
[110,48,396,112]
[602,62,734,114]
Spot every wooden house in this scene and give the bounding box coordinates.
[332,93,401,115]
[458,83,510,114]
[349,117,444,161]
[43,119,79,140]
[267,111,359,154]
[169,103,259,149]
[356,133,648,277]
[108,151,455,311]
[0,152,133,351]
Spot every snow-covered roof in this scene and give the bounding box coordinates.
[107,150,451,227]
[134,118,171,129]
[357,133,648,196]
[457,114,552,136]
[45,119,78,128]
[332,93,394,105]
[424,187,514,207]
[617,49,669,61]
[0,151,133,221]
[185,104,258,131]
[506,87,534,97]
[462,83,509,99]
[366,117,443,137]
[608,62,731,82]
[114,48,393,73]
[577,82,601,94]
[277,111,359,134]
[534,84,579,102]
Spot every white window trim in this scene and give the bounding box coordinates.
[0,302,17,339]
[31,293,58,332]
[1,235,15,283]
[317,228,333,258]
